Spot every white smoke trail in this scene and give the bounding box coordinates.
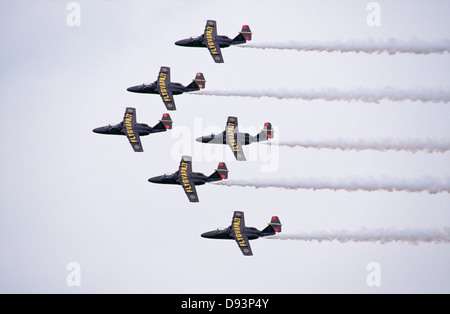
[272,138,450,153]
[265,228,450,245]
[239,39,450,55]
[194,88,450,104]
[215,176,450,194]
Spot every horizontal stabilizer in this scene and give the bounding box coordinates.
[261,216,282,236]
[150,113,173,133]
[240,25,252,41]
[256,122,274,141]
[194,72,206,89]
[269,216,282,233]
[207,162,228,182]
[160,113,173,129]
[216,162,228,179]
[185,72,206,92]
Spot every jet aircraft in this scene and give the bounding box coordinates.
[201,211,282,256]
[175,20,252,63]
[93,107,172,152]
[127,66,206,110]
[196,116,274,161]
[148,156,228,203]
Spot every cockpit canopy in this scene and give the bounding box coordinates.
[142,82,156,88]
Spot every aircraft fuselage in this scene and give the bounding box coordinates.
[148,171,216,186]
[127,82,187,95]
[197,132,257,145]
[175,35,236,48]
[93,122,153,136]
[201,226,270,241]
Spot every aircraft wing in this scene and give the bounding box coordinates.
[159,89,176,110]
[225,117,246,161]
[204,20,224,63]
[226,116,239,133]
[122,107,143,152]
[231,211,253,256]
[158,66,171,83]
[178,156,199,202]
[156,66,176,110]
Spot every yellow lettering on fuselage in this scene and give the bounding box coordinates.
[124,113,137,142]
[226,123,239,152]
[158,72,171,101]
[205,26,218,54]
[180,162,193,193]
[233,217,246,246]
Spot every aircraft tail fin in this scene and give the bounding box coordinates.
[160,113,173,129]
[261,216,282,236]
[256,122,274,142]
[194,72,206,89]
[207,162,228,182]
[232,25,251,45]
[151,113,173,133]
[185,73,206,91]
[216,162,228,179]
[239,25,252,41]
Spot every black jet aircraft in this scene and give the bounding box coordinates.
[201,211,282,256]
[93,107,172,152]
[127,66,206,110]
[148,156,228,202]
[175,20,252,63]
[196,116,274,161]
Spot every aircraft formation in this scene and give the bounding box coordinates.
[93,20,280,256]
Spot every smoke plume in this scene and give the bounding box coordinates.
[273,138,450,153]
[240,39,450,55]
[194,88,450,104]
[215,176,450,194]
[265,227,450,244]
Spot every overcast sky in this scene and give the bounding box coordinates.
[0,0,449,293]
